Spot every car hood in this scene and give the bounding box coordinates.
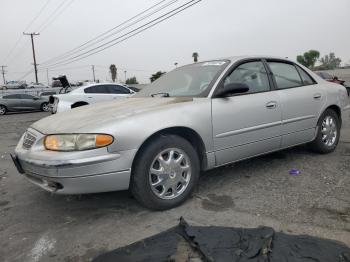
[31,97,194,134]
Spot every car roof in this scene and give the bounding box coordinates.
[71,82,129,93]
[207,55,295,63]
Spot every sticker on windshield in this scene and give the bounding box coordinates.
[202,61,226,66]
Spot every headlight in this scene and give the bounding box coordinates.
[44,134,114,151]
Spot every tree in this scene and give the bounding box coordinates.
[192,52,199,63]
[109,64,117,82]
[126,76,138,84]
[318,53,342,70]
[150,71,166,82]
[296,50,320,68]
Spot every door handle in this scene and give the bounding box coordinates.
[313,93,322,100]
[266,101,277,109]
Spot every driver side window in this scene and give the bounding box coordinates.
[224,61,270,94]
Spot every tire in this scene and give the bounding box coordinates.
[41,102,50,112]
[131,135,200,210]
[309,109,340,154]
[0,105,7,115]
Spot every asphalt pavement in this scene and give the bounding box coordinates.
[0,111,349,262]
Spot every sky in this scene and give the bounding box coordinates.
[0,0,349,84]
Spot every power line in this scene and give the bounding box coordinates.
[17,68,34,81]
[39,0,173,65]
[38,0,75,33]
[24,0,53,32]
[42,0,177,65]
[44,0,202,68]
[34,0,70,32]
[2,0,52,64]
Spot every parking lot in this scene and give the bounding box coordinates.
[0,111,349,261]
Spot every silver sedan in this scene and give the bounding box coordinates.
[0,93,50,115]
[12,56,350,210]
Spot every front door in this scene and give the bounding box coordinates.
[212,60,282,166]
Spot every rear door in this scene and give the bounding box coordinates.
[106,85,133,99]
[212,60,282,166]
[20,94,40,109]
[2,94,23,110]
[83,85,112,103]
[266,60,325,147]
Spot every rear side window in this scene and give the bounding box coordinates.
[84,85,109,94]
[268,62,303,89]
[3,94,21,99]
[20,94,35,99]
[106,85,131,94]
[296,66,316,85]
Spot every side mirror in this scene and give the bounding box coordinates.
[216,82,249,97]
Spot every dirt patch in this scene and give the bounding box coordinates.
[310,207,350,223]
[201,194,234,212]
[0,201,9,207]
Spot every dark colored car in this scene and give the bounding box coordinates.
[315,71,349,95]
[39,91,57,97]
[0,94,50,115]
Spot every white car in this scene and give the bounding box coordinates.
[51,83,135,113]
[28,82,49,89]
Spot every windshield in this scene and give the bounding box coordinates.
[136,60,229,97]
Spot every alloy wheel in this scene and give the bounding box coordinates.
[0,106,6,115]
[42,103,50,112]
[321,115,337,147]
[149,148,191,200]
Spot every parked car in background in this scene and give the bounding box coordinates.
[315,71,346,85]
[28,82,49,89]
[12,56,350,210]
[39,91,57,97]
[4,81,27,89]
[315,71,349,95]
[0,93,50,115]
[50,83,135,113]
[128,86,140,92]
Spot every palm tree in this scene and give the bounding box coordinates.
[192,52,199,63]
[109,64,117,82]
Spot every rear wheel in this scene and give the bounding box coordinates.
[309,109,340,154]
[41,102,50,112]
[131,135,200,210]
[0,105,7,115]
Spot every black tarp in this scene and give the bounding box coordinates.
[93,218,350,262]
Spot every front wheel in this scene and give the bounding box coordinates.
[131,135,200,210]
[0,105,7,115]
[41,102,50,112]
[309,109,340,154]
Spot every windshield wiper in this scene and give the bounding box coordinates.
[150,92,170,97]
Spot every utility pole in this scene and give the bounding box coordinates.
[1,65,7,85]
[23,32,40,83]
[46,68,49,86]
[91,65,96,82]
[124,70,127,83]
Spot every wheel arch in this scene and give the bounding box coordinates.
[0,104,8,112]
[131,126,208,173]
[324,105,342,127]
[71,101,89,109]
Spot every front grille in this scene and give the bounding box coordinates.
[22,132,37,150]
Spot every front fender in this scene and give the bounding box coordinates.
[105,98,213,154]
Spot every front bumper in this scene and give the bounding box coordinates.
[13,128,137,194]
